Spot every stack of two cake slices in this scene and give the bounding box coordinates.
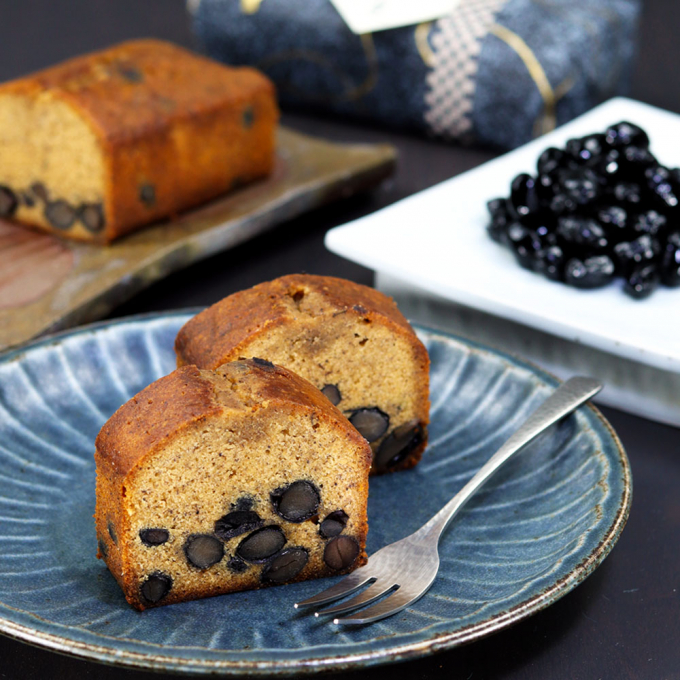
[95,274,430,610]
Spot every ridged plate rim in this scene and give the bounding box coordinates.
[0,310,632,675]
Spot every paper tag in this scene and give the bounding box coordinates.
[329,0,460,34]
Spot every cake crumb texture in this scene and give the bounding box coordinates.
[0,39,278,243]
[175,274,431,473]
[95,359,371,610]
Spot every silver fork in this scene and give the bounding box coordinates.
[294,376,602,625]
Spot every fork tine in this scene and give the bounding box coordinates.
[314,580,397,617]
[333,588,423,625]
[293,569,373,609]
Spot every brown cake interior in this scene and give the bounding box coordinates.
[95,361,371,610]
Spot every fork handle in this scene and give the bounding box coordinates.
[419,376,602,542]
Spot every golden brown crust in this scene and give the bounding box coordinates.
[175,274,418,369]
[96,359,373,481]
[0,39,278,242]
[95,365,222,478]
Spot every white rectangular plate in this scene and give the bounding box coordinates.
[326,98,679,375]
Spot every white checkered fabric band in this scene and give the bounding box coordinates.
[424,0,507,140]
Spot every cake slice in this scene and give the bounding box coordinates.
[95,358,371,610]
[175,274,430,473]
[0,39,278,243]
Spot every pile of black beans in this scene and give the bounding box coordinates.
[487,121,680,299]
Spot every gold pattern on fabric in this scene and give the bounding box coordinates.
[241,0,265,14]
[489,23,559,136]
[531,0,624,100]
[415,22,435,67]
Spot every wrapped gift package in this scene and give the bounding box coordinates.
[190,0,641,149]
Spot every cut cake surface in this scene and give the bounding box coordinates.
[175,274,431,474]
[95,358,371,610]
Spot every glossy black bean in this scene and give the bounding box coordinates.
[319,510,349,539]
[564,255,615,288]
[348,408,389,443]
[323,536,360,571]
[271,481,320,523]
[261,548,308,583]
[605,121,649,148]
[140,572,172,604]
[374,420,424,469]
[183,534,224,569]
[215,510,263,540]
[625,264,660,299]
[237,526,286,563]
[139,528,169,546]
[661,232,680,286]
[509,173,540,219]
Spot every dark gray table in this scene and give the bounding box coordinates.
[1,2,679,678]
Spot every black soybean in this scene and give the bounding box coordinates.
[510,229,542,271]
[509,173,540,219]
[645,165,680,209]
[536,147,567,176]
[323,536,360,571]
[632,210,666,237]
[605,121,649,148]
[45,200,76,230]
[565,134,606,164]
[348,408,389,443]
[375,420,424,469]
[237,526,286,562]
[319,510,349,539]
[0,185,18,217]
[557,168,601,206]
[321,384,342,406]
[565,255,615,289]
[556,215,608,250]
[537,245,566,281]
[184,534,224,569]
[227,556,249,573]
[486,120,675,298]
[80,203,106,233]
[625,264,660,299]
[661,232,680,286]
[271,481,320,522]
[612,182,642,205]
[140,528,169,546]
[215,510,263,540]
[598,205,628,231]
[140,572,172,604]
[262,548,308,583]
[613,235,659,276]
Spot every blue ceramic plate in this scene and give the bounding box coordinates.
[0,312,631,675]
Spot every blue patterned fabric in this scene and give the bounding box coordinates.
[190,0,641,149]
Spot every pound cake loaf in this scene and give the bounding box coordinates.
[175,274,430,474]
[95,358,371,610]
[0,39,278,243]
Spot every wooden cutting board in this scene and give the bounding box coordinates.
[0,127,395,352]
